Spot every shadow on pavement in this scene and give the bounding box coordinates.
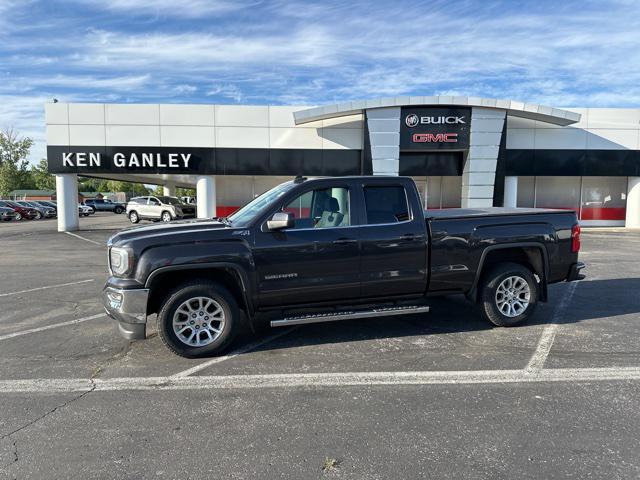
[227,278,640,356]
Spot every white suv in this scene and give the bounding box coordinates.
[126,196,196,224]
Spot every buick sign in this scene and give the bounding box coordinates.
[405,114,420,127]
[405,114,465,127]
[400,107,471,150]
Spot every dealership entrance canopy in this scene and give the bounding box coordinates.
[46,96,640,231]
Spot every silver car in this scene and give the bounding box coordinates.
[126,196,196,224]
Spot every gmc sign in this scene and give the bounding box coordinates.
[400,107,470,150]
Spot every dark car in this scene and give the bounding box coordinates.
[0,206,17,221]
[16,201,56,219]
[0,200,38,220]
[103,176,585,358]
[84,198,125,214]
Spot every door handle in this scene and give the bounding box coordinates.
[400,234,423,241]
[333,238,358,245]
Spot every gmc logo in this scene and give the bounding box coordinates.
[412,133,458,143]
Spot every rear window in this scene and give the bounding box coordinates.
[363,186,410,224]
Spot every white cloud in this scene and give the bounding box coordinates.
[72,0,248,17]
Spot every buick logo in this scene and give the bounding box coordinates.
[405,114,419,127]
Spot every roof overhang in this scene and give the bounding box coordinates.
[294,96,581,127]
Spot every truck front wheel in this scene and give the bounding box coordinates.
[479,262,538,327]
[157,281,239,358]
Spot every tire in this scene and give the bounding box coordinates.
[479,262,538,327]
[161,211,172,223]
[157,281,239,358]
[14,212,22,221]
[34,211,42,220]
[114,206,124,214]
[128,211,140,224]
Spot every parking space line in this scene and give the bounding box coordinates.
[0,313,107,341]
[0,279,95,297]
[2,366,640,393]
[64,231,103,246]
[525,281,579,372]
[171,326,299,378]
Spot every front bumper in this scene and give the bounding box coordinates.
[567,261,586,282]
[102,286,149,340]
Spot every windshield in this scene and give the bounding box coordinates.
[157,196,182,205]
[227,182,295,227]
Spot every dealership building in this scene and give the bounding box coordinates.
[45,96,640,231]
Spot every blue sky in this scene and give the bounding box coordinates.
[2,0,640,162]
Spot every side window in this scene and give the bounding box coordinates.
[364,186,410,224]
[283,187,350,229]
[148,197,160,206]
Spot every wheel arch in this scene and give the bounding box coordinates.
[145,263,253,325]
[469,243,549,303]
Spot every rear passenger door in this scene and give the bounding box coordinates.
[358,180,428,298]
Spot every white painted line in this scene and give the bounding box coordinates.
[0,313,107,342]
[64,231,103,246]
[1,367,640,393]
[525,281,579,372]
[171,326,299,378]
[0,279,95,297]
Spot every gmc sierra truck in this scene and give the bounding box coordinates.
[103,176,585,358]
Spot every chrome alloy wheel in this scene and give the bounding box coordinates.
[172,296,225,347]
[162,211,172,222]
[495,275,530,317]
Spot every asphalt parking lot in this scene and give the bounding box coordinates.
[1,214,639,479]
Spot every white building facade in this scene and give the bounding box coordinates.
[45,97,640,231]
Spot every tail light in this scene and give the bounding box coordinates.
[571,223,581,253]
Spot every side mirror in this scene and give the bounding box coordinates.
[267,211,294,230]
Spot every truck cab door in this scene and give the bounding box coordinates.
[357,180,428,298]
[253,182,361,307]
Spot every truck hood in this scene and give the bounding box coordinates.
[108,218,240,247]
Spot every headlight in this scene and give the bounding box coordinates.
[109,246,133,276]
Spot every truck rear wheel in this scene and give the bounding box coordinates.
[479,262,538,327]
[157,280,239,358]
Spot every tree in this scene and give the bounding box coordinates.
[31,159,56,190]
[0,128,34,196]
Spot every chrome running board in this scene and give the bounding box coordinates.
[270,305,430,327]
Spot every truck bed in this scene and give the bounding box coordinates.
[425,207,574,220]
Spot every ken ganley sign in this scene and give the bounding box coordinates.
[46,147,212,174]
[400,107,471,150]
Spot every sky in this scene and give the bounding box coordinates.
[1,0,640,163]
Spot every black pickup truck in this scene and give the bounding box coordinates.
[103,176,585,358]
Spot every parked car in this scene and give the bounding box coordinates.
[16,201,56,219]
[33,200,58,212]
[103,175,585,358]
[0,200,38,220]
[126,196,196,224]
[77,204,94,216]
[0,206,17,221]
[84,198,125,214]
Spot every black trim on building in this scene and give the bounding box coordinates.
[47,146,363,177]
[362,111,373,175]
[399,152,463,176]
[506,149,640,176]
[492,117,508,206]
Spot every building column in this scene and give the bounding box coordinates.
[462,108,506,208]
[626,177,640,228]
[162,182,175,197]
[196,175,216,219]
[367,107,400,176]
[504,176,518,208]
[56,173,79,232]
